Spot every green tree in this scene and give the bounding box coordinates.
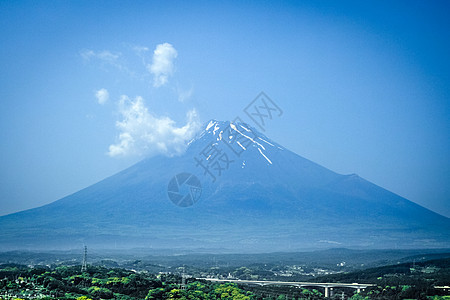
[213,283,253,300]
[146,287,166,299]
[349,293,369,300]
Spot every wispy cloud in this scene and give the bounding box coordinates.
[131,45,151,67]
[133,45,149,54]
[148,43,178,87]
[108,95,200,157]
[80,49,130,74]
[95,88,109,105]
[81,49,121,63]
[177,86,194,102]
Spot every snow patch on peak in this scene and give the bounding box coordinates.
[198,120,278,166]
[258,148,272,164]
[239,124,251,132]
[206,120,216,131]
[258,137,274,147]
[230,123,266,150]
[237,141,246,150]
[213,123,220,135]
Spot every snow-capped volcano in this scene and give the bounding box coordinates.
[205,120,286,165]
[0,120,449,251]
[190,120,279,170]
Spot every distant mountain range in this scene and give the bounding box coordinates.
[0,120,449,252]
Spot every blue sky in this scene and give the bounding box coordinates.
[1,0,449,217]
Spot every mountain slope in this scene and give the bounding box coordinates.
[0,120,449,251]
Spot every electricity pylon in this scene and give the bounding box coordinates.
[81,245,87,272]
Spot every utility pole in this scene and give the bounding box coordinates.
[81,245,87,272]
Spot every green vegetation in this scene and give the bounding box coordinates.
[0,256,449,299]
[145,282,253,300]
[0,264,254,300]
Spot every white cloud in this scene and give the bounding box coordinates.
[95,88,109,105]
[148,43,178,87]
[108,95,200,157]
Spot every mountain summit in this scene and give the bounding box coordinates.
[1,120,449,251]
